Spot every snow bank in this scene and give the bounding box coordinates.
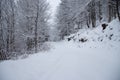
[66,19,120,48]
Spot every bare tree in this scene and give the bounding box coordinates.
[17,0,50,53]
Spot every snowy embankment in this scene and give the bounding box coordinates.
[0,20,120,80]
[66,19,120,48]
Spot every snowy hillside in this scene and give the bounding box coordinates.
[0,20,120,80]
[66,19,120,48]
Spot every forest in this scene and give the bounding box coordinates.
[0,0,120,80]
[0,0,120,59]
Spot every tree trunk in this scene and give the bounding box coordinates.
[116,0,120,21]
[34,0,39,53]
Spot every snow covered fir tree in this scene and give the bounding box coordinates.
[0,0,120,80]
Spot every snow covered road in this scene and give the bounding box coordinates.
[0,41,120,80]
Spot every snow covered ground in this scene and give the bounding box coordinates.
[0,20,120,80]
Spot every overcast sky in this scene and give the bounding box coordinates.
[47,0,61,24]
[47,0,61,13]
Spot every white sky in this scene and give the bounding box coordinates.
[47,0,61,24]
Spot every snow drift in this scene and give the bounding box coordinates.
[66,19,120,48]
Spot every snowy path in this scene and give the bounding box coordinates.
[0,41,120,80]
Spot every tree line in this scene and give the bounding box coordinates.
[56,0,120,40]
[0,0,120,60]
[0,0,50,60]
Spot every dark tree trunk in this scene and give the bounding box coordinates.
[34,0,39,53]
[116,0,120,21]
